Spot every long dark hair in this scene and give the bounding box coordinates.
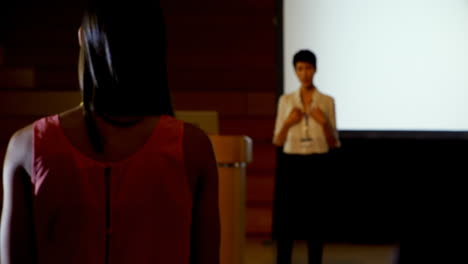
[78,0,173,152]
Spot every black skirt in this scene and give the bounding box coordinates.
[272,150,334,240]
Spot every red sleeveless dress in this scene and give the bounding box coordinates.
[32,114,192,264]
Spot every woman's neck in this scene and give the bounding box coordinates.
[301,83,315,94]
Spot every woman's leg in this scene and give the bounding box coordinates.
[307,240,324,264]
[276,239,294,264]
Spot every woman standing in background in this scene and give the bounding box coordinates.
[272,49,340,264]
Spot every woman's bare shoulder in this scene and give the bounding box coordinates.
[5,123,34,176]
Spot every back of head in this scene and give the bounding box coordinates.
[79,0,173,117]
[293,49,317,69]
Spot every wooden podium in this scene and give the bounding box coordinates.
[209,135,253,264]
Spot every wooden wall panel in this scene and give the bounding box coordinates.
[35,67,78,90]
[162,0,275,11]
[168,69,275,92]
[6,47,78,67]
[0,46,4,65]
[246,206,273,235]
[161,1,277,237]
[219,118,274,141]
[172,91,248,117]
[0,67,35,89]
[246,174,275,206]
[247,92,276,116]
[172,91,276,118]
[166,27,274,52]
[2,3,83,28]
[168,52,275,71]
[248,142,277,171]
[3,26,78,49]
[165,14,274,29]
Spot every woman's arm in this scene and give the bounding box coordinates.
[273,96,303,147]
[1,126,36,264]
[183,123,220,264]
[310,107,338,148]
[273,109,303,147]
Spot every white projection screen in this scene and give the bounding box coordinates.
[283,0,468,132]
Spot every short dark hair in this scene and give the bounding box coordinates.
[79,0,173,117]
[293,49,317,69]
